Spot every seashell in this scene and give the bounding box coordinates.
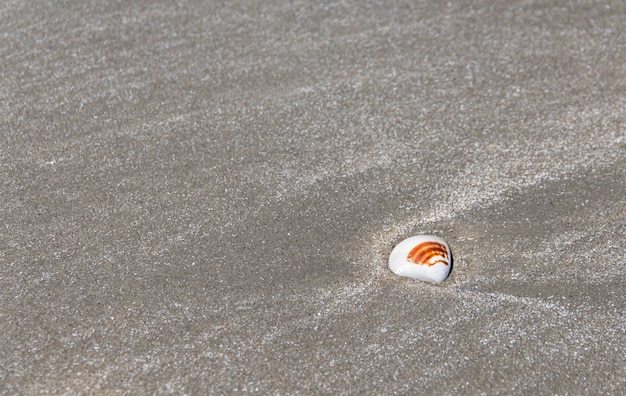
[388,235,452,283]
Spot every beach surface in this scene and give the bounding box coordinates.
[1,0,625,393]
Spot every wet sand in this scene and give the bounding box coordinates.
[1,1,625,393]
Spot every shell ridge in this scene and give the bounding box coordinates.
[407,242,449,267]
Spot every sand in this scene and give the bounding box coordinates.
[1,0,625,394]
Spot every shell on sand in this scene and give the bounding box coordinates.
[388,235,452,283]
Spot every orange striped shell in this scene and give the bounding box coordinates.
[407,241,450,267]
[388,235,452,283]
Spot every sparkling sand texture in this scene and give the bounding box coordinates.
[1,1,625,394]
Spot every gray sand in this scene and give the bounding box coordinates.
[1,0,625,394]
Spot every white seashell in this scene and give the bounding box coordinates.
[388,235,452,283]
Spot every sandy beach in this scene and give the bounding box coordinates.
[1,0,625,393]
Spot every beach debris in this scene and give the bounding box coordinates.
[388,235,452,283]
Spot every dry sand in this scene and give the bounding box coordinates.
[1,0,625,394]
